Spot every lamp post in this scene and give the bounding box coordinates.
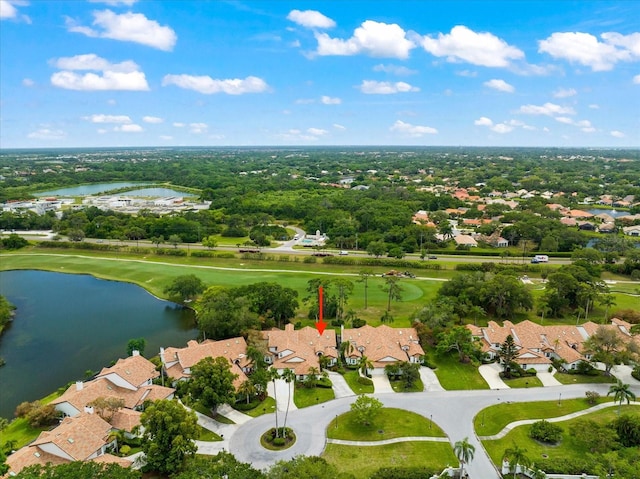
[558,392,562,406]
[335,414,338,429]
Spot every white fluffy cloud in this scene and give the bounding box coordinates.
[390,120,437,137]
[27,128,66,140]
[553,87,577,98]
[633,74,640,84]
[278,128,329,141]
[162,74,269,95]
[372,64,417,76]
[611,130,625,138]
[143,116,163,124]
[474,117,533,134]
[418,25,524,67]
[321,95,341,105]
[315,20,414,59]
[50,54,149,91]
[359,80,419,94]
[307,127,328,136]
[539,31,639,71]
[190,122,208,134]
[1,0,29,21]
[474,117,493,127]
[483,79,514,93]
[67,9,177,51]
[555,117,596,132]
[333,123,346,130]
[114,124,142,132]
[287,9,335,29]
[518,102,575,116]
[83,114,132,123]
[22,78,34,87]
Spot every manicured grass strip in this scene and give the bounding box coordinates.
[390,378,424,392]
[197,425,222,441]
[474,397,613,436]
[482,405,639,468]
[554,372,616,385]
[323,441,456,479]
[342,370,374,394]
[236,397,276,418]
[293,385,335,408]
[327,408,445,441]
[502,376,543,389]
[430,354,489,390]
[212,413,235,424]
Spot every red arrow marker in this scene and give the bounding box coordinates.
[316,285,327,336]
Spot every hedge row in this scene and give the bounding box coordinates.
[455,262,543,273]
[322,256,443,270]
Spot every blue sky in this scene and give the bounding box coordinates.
[1,0,638,148]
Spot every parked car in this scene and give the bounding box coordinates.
[339,250,349,255]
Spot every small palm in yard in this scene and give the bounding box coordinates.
[608,379,636,415]
[504,443,531,479]
[359,355,373,377]
[454,437,475,478]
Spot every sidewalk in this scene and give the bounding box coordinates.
[268,378,298,412]
[217,403,252,425]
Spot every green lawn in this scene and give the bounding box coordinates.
[554,372,617,385]
[197,425,222,441]
[429,354,489,390]
[474,397,614,436]
[342,370,374,394]
[234,396,276,418]
[323,442,456,479]
[327,408,445,441]
[482,405,640,468]
[0,391,63,450]
[389,378,424,392]
[502,375,544,388]
[293,384,335,408]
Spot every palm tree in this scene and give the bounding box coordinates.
[359,355,373,377]
[608,379,637,415]
[600,294,616,322]
[281,368,296,437]
[238,380,256,405]
[340,340,354,365]
[504,443,531,479]
[268,369,281,437]
[454,437,475,477]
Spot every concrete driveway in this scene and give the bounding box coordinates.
[479,363,508,389]
[268,378,297,412]
[537,369,562,387]
[420,366,445,392]
[611,364,640,385]
[370,369,394,394]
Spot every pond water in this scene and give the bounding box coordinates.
[34,182,150,197]
[587,208,629,218]
[121,187,196,197]
[0,271,197,419]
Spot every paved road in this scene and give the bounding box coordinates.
[230,382,640,478]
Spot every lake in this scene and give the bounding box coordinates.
[0,271,197,419]
[34,182,150,197]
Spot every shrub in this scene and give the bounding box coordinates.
[119,445,131,455]
[370,466,439,479]
[526,368,537,376]
[529,419,563,444]
[632,364,640,381]
[357,376,373,386]
[575,360,598,375]
[272,437,285,446]
[585,390,601,405]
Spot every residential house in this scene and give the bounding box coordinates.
[3,412,130,478]
[454,234,478,248]
[52,352,174,419]
[340,324,424,370]
[468,318,638,372]
[623,225,640,236]
[161,337,251,389]
[262,324,338,379]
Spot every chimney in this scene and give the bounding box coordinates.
[76,381,83,391]
[132,350,140,356]
[159,347,165,364]
[84,406,94,414]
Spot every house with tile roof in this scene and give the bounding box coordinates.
[161,337,251,390]
[340,325,424,370]
[52,351,174,430]
[467,318,638,372]
[3,412,131,478]
[262,324,338,379]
